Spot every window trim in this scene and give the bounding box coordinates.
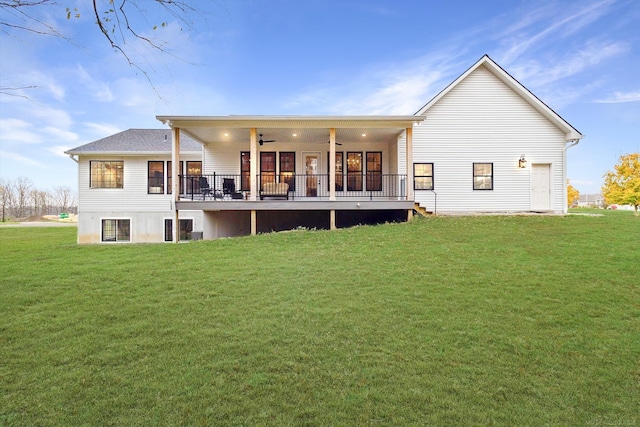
[148,161,165,194]
[414,163,434,190]
[347,151,363,191]
[473,162,494,190]
[279,151,296,191]
[366,151,382,191]
[260,151,276,189]
[101,218,131,242]
[164,218,194,242]
[185,161,202,194]
[327,152,344,191]
[240,152,251,191]
[90,160,124,189]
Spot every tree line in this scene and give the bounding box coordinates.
[0,177,77,221]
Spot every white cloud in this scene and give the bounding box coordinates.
[0,118,43,144]
[0,150,44,167]
[46,145,74,158]
[596,91,640,103]
[498,0,616,65]
[42,126,80,143]
[75,64,115,102]
[511,41,628,87]
[285,52,463,115]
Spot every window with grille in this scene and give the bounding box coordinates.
[148,161,164,194]
[366,152,382,191]
[101,219,130,242]
[473,163,493,190]
[164,219,193,241]
[90,161,123,188]
[414,163,434,190]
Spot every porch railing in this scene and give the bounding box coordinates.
[178,173,407,200]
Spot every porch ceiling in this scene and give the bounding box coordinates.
[156,115,425,145]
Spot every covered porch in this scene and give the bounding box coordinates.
[157,115,425,241]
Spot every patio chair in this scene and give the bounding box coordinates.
[223,178,243,199]
[199,176,212,200]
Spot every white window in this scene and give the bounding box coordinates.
[164,219,194,241]
[102,219,130,242]
[91,161,123,188]
[473,163,493,190]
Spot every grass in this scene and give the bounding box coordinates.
[1,211,638,426]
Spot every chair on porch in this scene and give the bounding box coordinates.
[223,178,243,199]
[199,176,212,200]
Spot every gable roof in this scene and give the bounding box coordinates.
[65,129,202,155]
[415,55,583,141]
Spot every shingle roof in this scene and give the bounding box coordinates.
[65,129,202,154]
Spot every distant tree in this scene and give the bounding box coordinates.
[0,0,203,95]
[0,177,12,221]
[602,153,640,216]
[52,185,76,213]
[567,179,580,208]
[13,176,33,218]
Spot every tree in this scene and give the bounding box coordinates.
[602,153,640,216]
[0,177,12,221]
[0,0,203,94]
[52,185,76,213]
[567,179,580,208]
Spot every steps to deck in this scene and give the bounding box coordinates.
[413,203,431,217]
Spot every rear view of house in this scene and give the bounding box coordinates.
[66,55,583,243]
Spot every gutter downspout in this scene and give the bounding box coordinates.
[564,137,583,213]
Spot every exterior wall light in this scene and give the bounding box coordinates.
[518,155,527,169]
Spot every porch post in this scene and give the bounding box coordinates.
[250,128,258,201]
[329,128,336,201]
[406,126,413,200]
[172,126,181,243]
[330,210,336,230]
[251,210,257,235]
[406,126,414,222]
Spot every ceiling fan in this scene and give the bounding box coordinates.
[258,134,275,145]
[325,140,343,146]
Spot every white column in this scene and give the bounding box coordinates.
[406,127,413,200]
[251,210,257,236]
[250,128,258,201]
[172,127,181,243]
[329,128,336,201]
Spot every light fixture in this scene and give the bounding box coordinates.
[361,133,367,137]
[292,133,297,137]
[518,154,527,169]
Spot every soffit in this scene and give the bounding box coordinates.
[156,115,424,145]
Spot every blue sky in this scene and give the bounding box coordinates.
[1,0,638,195]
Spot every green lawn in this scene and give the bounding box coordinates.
[1,212,638,426]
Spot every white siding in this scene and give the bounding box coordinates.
[203,141,395,176]
[406,65,567,214]
[77,211,203,244]
[76,154,202,243]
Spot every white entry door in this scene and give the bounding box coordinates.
[531,164,551,211]
[303,152,320,197]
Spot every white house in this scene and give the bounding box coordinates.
[66,55,583,244]
[65,129,205,243]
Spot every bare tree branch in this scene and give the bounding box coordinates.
[1,0,207,95]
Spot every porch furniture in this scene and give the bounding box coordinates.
[199,176,212,200]
[260,182,289,200]
[223,178,244,200]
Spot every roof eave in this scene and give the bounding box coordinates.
[64,150,202,156]
[156,115,425,129]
